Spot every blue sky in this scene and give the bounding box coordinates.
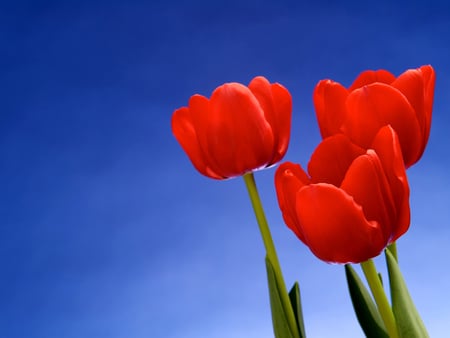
[1,1,449,337]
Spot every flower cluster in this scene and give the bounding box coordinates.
[276,65,434,263]
[172,65,436,338]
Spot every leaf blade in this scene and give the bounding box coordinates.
[265,256,297,338]
[385,249,429,338]
[288,282,306,338]
[345,264,389,338]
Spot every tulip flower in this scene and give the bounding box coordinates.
[172,76,292,179]
[275,125,410,264]
[173,77,303,337]
[314,65,435,168]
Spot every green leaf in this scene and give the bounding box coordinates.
[288,282,306,338]
[345,265,389,338]
[378,272,384,286]
[385,250,429,338]
[265,256,297,338]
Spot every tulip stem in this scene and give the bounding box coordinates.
[387,242,398,262]
[361,259,399,338]
[243,172,300,338]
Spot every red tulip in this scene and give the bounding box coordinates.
[314,65,435,168]
[172,76,292,179]
[275,126,410,263]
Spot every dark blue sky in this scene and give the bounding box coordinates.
[1,1,450,337]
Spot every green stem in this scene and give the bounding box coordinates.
[361,259,399,338]
[243,172,299,338]
[387,242,398,262]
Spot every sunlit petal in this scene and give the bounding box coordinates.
[344,83,422,167]
[296,184,386,263]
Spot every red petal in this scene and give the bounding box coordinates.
[392,66,435,155]
[308,134,365,187]
[313,80,348,138]
[349,69,396,91]
[186,94,228,178]
[248,77,274,121]
[391,67,431,163]
[248,77,292,165]
[296,184,386,263]
[340,151,395,242]
[421,65,435,147]
[172,105,224,179]
[275,162,310,243]
[370,126,410,242]
[343,83,422,167]
[192,83,274,177]
[269,82,292,164]
[392,67,426,121]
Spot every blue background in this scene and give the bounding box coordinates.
[1,1,449,337]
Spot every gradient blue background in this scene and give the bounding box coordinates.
[2,1,449,337]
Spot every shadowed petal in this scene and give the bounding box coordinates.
[313,80,348,138]
[340,151,395,242]
[370,126,410,242]
[349,69,396,91]
[308,134,365,186]
[171,106,224,179]
[275,162,310,243]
